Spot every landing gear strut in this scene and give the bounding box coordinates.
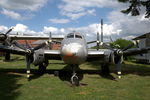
[38,64,46,74]
[101,63,110,75]
[38,60,48,75]
[71,64,79,86]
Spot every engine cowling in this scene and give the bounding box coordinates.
[0,34,7,42]
[110,51,123,64]
[32,49,45,66]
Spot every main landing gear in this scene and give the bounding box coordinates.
[101,63,110,76]
[71,64,79,86]
[38,60,48,75]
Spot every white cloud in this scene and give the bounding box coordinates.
[43,26,67,36]
[61,9,96,20]
[58,0,123,19]
[0,26,8,33]
[0,0,48,11]
[49,18,70,24]
[13,24,28,33]
[59,0,121,13]
[107,11,150,39]
[0,0,48,20]
[43,27,58,33]
[0,24,41,36]
[1,9,27,20]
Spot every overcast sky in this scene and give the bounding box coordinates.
[0,0,150,42]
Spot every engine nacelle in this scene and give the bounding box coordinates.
[32,49,45,66]
[0,34,7,42]
[110,52,123,64]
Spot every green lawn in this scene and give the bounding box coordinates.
[0,55,150,100]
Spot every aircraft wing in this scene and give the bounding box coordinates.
[123,47,150,56]
[0,44,27,55]
[87,49,110,62]
[44,50,62,60]
[9,35,63,40]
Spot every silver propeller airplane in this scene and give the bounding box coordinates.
[0,26,150,86]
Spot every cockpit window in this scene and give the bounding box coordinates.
[75,35,82,39]
[66,32,83,39]
[67,33,74,38]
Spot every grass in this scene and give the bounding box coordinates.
[0,55,150,100]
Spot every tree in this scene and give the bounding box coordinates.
[110,38,133,49]
[118,0,150,18]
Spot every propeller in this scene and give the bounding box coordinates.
[0,28,14,61]
[89,18,139,78]
[87,19,104,50]
[99,40,138,78]
[112,41,138,79]
[0,27,14,45]
[13,38,53,79]
[96,32,100,50]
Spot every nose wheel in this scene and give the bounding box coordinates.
[71,73,79,86]
[70,64,80,86]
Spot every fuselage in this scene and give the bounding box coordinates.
[60,32,88,64]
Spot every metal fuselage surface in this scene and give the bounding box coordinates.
[60,33,88,64]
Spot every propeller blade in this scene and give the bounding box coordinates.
[97,32,100,50]
[25,40,32,48]
[134,40,139,48]
[116,63,122,79]
[26,55,31,79]
[13,41,26,50]
[122,43,134,51]
[49,32,52,40]
[116,55,123,79]
[33,42,46,51]
[122,40,139,51]
[110,36,113,42]
[101,42,114,51]
[6,27,14,35]
[101,19,103,42]
[87,41,97,44]
[49,32,52,49]
[97,32,100,41]
[97,43,99,50]
[33,40,50,51]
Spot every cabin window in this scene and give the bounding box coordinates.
[75,35,82,39]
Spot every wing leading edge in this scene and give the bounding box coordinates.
[87,49,108,62]
[0,45,27,55]
[9,35,64,40]
[123,47,150,56]
[44,50,62,60]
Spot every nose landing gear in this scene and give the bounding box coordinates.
[71,64,80,86]
[71,73,79,86]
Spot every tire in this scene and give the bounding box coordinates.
[101,64,110,75]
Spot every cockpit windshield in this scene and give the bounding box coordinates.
[75,34,82,39]
[67,33,74,38]
[66,32,82,39]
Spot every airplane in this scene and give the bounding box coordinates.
[0,24,150,86]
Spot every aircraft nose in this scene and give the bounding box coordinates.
[62,43,82,56]
[61,43,83,64]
